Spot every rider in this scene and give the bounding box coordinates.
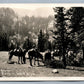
[9,40,16,51]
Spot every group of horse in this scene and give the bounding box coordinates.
[8,48,54,66]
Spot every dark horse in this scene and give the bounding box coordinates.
[28,49,43,66]
[45,50,51,61]
[8,48,27,64]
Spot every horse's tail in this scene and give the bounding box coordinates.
[8,50,13,61]
[9,55,13,61]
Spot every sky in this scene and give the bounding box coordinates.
[0,4,84,17]
[0,4,56,17]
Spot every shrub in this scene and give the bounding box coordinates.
[49,60,64,68]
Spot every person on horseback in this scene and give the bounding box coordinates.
[8,40,17,63]
[9,40,16,51]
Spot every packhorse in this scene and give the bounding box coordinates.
[45,50,51,61]
[8,48,27,64]
[28,49,43,66]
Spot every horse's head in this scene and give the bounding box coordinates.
[38,52,44,62]
[23,49,28,54]
[40,54,43,61]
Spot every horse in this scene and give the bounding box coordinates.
[28,49,43,66]
[8,48,27,64]
[45,50,51,61]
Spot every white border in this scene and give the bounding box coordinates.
[0,3,84,8]
[0,77,84,81]
[0,3,84,81]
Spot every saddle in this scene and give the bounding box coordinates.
[13,49,20,53]
[28,49,35,52]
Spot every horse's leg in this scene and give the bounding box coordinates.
[18,56,20,64]
[21,56,23,64]
[9,55,13,61]
[47,59,49,67]
[29,56,32,66]
[34,57,36,65]
[8,54,13,64]
[24,57,26,64]
[30,59,32,66]
[23,55,26,64]
[37,57,39,66]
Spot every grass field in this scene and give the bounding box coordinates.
[0,51,84,77]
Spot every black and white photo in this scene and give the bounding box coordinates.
[0,4,84,81]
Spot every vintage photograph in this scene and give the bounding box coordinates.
[0,4,84,80]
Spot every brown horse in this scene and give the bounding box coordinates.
[28,49,43,66]
[8,48,27,64]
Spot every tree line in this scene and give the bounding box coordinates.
[53,7,84,68]
[0,7,53,51]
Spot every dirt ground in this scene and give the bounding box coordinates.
[0,51,84,77]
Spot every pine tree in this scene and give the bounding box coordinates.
[67,7,84,59]
[38,30,44,52]
[53,7,67,68]
[53,7,76,68]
